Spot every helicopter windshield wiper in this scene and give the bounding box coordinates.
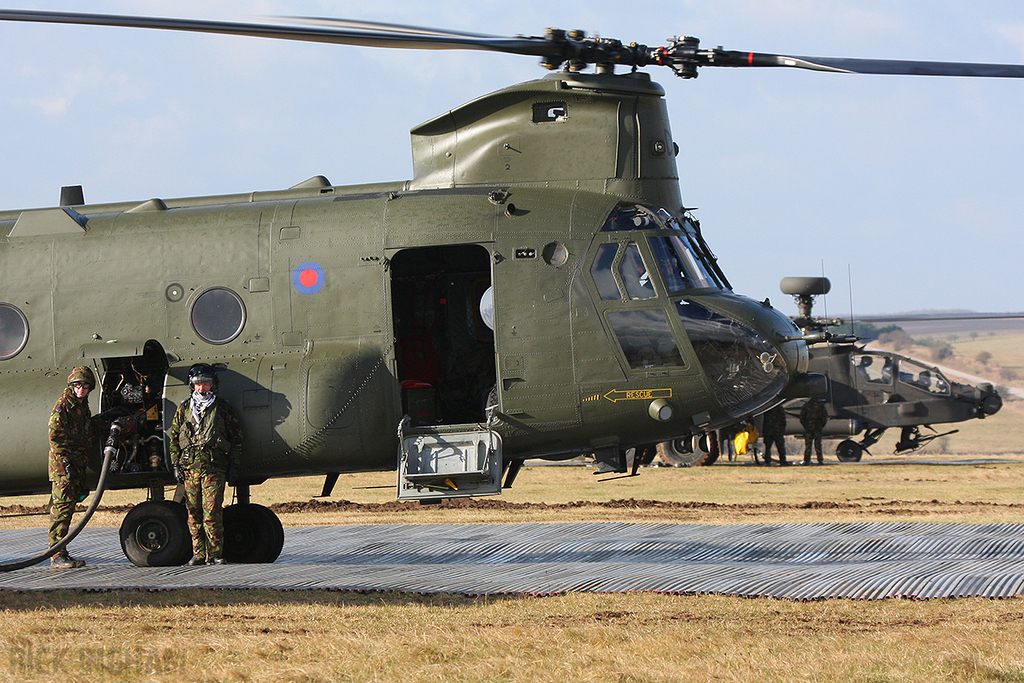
[2,9,1024,80]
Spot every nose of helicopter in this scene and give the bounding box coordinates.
[680,293,810,420]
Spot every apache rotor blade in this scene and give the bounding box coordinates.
[851,312,1024,324]
[704,49,1024,78]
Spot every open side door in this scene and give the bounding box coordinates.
[397,420,503,501]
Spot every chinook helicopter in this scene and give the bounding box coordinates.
[1,9,1023,569]
[658,276,1009,466]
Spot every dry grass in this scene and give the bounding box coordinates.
[5,442,1024,681]
[5,450,1024,529]
[2,591,1024,682]
[876,327,1024,389]
[260,458,1024,527]
[945,331,1024,377]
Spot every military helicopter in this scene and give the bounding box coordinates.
[658,276,1008,466]
[778,276,1006,462]
[1,9,1023,568]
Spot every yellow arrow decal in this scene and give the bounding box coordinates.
[603,388,673,403]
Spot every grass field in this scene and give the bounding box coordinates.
[5,451,1024,681]
[3,591,1024,683]
[950,333,1024,379]
[877,327,1024,389]
[3,327,1022,681]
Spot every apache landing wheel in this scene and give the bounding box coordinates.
[223,503,284,564]
[835,439,864,463]
[119,500,192,567]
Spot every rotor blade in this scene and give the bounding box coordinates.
[852,313,1024,324]
[6,10,1024,79]
[0,9,554,56]
[707,49,1024,78]
[274,16,499,41]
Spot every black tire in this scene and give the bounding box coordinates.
[700,432,721,466]
[835,439,863,463]
[223,503,284,564]
[119,500,192,567]
[656,436,716,467]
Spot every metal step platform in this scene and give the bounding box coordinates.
[2,521,1024,599]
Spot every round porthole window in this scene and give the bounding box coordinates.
[191,288,246,344]
[0,303,29,360]
[542,241,568,266]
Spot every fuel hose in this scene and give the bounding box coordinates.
[0,427,118,572]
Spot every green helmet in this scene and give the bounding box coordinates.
[188,363,219,390]
[67,366,95,388]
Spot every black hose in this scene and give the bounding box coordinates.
[0,439,116,572]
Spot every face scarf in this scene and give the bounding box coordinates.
[190,390,216,422]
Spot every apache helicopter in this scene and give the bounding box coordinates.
[1,9,1023,568]
[658,276,1007,466]
[780,276,1005,462]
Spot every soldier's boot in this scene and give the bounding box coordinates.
[51,551,85,569]
[209,557,226,565]
[187,556,206,566]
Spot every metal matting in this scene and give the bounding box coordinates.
[3,521,1024,599]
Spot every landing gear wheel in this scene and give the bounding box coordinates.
[656,435,718,467]
[223,503,284,564]
[835,440,864,463]
[120,500,192,567]
[700,432,721,466]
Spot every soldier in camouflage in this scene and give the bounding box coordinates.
[761,403,789,466]
[169,363,242,565]
[799,397,830,465]
[48,366,102,568]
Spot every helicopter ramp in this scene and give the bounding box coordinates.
[2,521,1024,600]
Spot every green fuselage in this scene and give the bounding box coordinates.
[0,72,807,496]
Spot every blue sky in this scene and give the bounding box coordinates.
[1,1,1022,318]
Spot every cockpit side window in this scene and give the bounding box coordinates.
[650,235,714,292]
[599,202,727,291]
[606,310,684,369]
[590,243,621,301]
[897,359,951,395]
[619,243,656,300]
[853,354,892,385]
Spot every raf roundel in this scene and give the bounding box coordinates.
[292,261,325,295]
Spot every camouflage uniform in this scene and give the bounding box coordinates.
[169,397,242,562]
[48,367,101,554]
[799,399,830,464]
[761,404,788,465]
